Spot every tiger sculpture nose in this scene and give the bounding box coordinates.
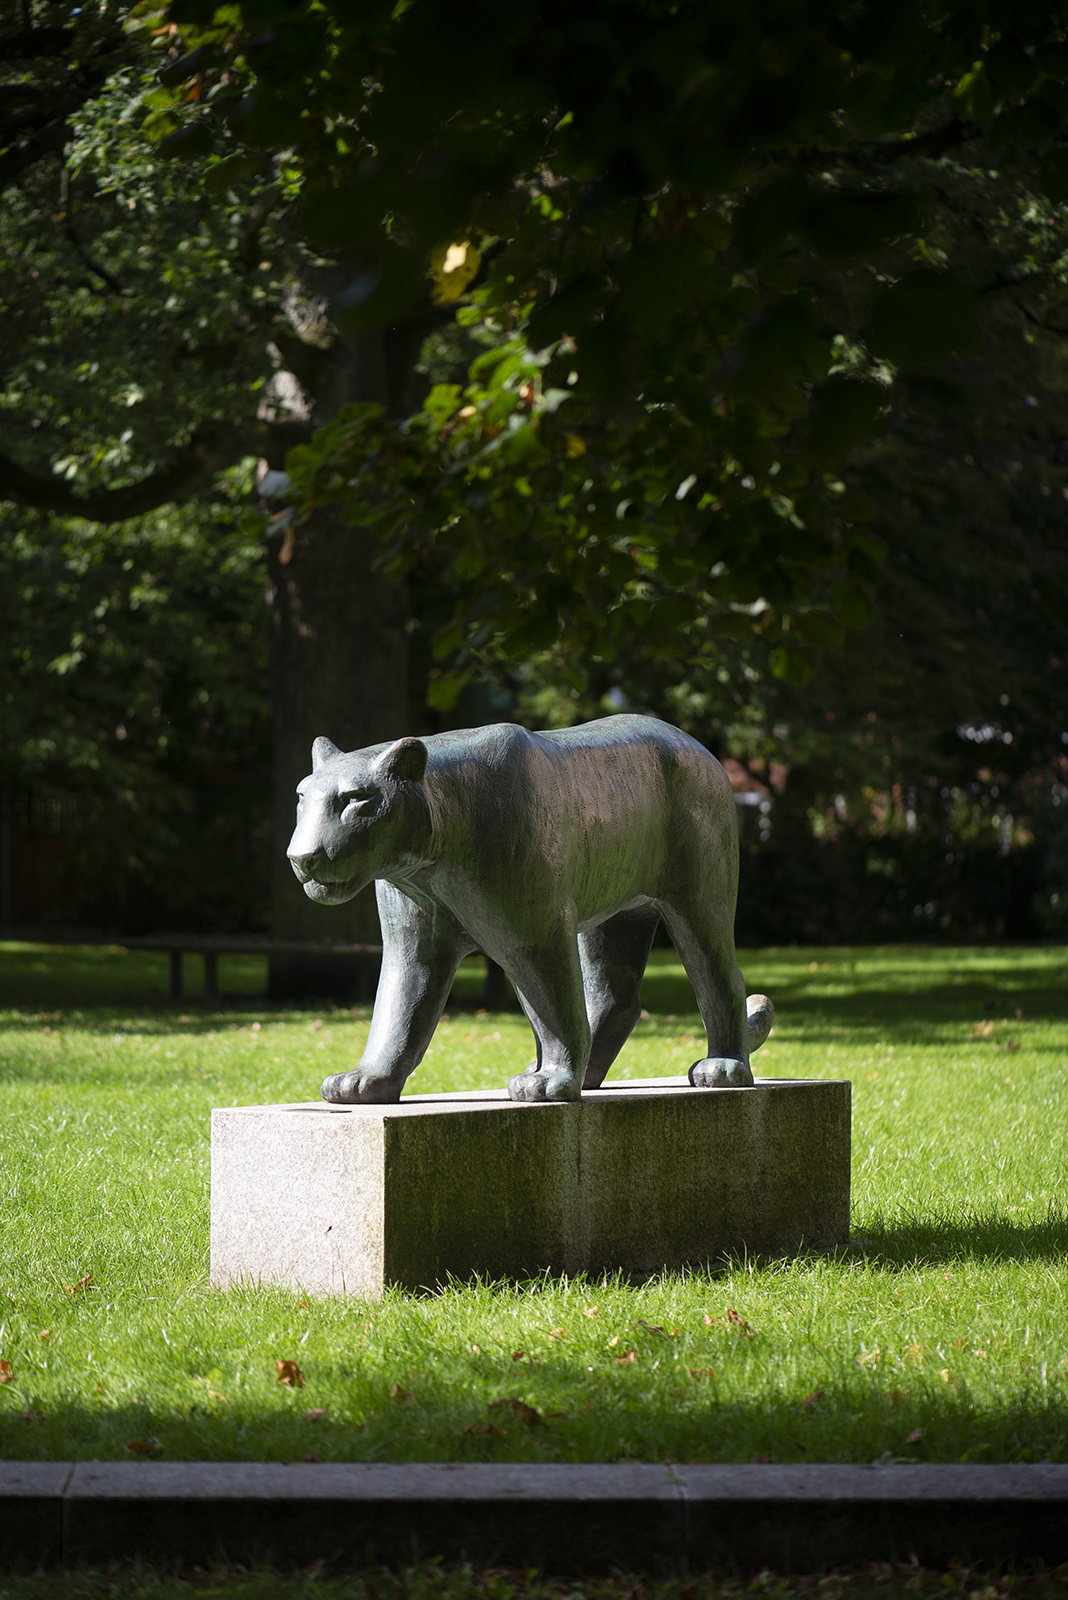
[289,848,326,883]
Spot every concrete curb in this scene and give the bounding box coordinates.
[4,1462,1068,1572]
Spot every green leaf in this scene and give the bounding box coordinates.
[800,190,918,258]
[227,92,303,150]
[983,40,1036,99]
[500,611,559,657]
[866,271,980,366]
[809,379,884,464]
[834,490,876,523]
[142,86,181,111]
[707,612,756,642]
[832,578,874,630]
[431,621,464,660]
[203,152,271,192]
[527,275,602,347]
[1038,147,1068,206]
[769,645,819,684]
[427,670,469,711]
[423,384,463,429]
[156,123,214,161]
[158,45,219,88]
[733,174,811,262]
[793,611,845,648]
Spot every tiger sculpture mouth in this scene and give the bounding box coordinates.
[299,872,363,905]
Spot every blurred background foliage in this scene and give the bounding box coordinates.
[2,0,1068,946]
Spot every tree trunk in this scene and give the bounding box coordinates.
[266,509,409,1000]
[265,319,435,1001]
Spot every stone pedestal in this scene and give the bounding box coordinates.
[210,1076,850,1297]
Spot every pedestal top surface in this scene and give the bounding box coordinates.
[213,1075,848,1120]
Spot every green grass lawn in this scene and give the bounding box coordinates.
[1,941,1066,1468]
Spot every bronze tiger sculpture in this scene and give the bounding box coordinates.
[287,714,773,1104]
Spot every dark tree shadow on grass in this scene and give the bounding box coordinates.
[2,1380,1065,1474]
[845,1211,1068,1267]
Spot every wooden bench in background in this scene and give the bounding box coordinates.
[117,936,383,1004]
[2,929,512,1008]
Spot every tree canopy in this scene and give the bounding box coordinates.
[5,0,1068,942]
[116,0,1068,698]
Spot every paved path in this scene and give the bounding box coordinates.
[4,1462,1067,1571]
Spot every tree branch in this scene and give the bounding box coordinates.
[0,116,69,193]
[0,419,310,523]
[237,183,282,272]
[793,117,982,173]
[59,166,128,297]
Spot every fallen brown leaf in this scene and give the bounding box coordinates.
[704,1313,714,1326]
[125,1439,162,1457]
[488,1398,543,1427]
[0,1360,12,1384]
[511,1349,526,1361]
[689,1367,715,1380]
[548,1328,567,1341]
[725,1308,753,1336]
[615,1348,637,1365]
[304,1451,321,1463]
[67,1273,92,1296]
[802,1389,824,1410]
[305,1408,327,1422]
[584,1305,599,1318]
[205,1388,227,1403]
[751,1453,773,1464]
[637,1321,665,1335]
[388,1384,414,1405]
[275,1359,305,1388]
[906,1427,924,1444]
[38,1330,53,1342]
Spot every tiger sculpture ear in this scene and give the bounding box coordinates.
[311,736,342,771]
[375,736,428,783]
